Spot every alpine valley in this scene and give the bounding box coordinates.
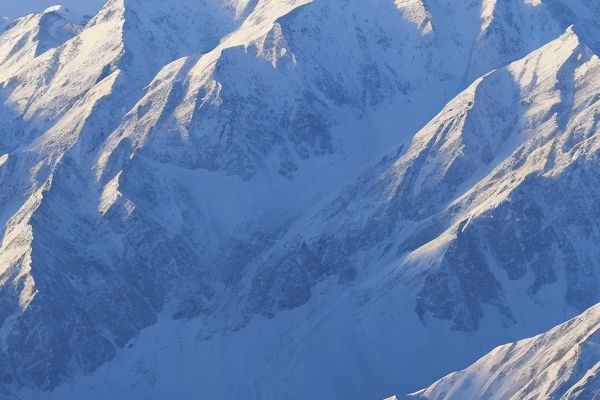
[0,0,600,399]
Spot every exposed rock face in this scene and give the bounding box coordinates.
[2,1,600,399]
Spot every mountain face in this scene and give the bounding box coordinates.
[412,303,600,400]
[0,6,81,84]
[1,0,600,399]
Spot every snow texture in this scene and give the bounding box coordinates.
[1,0,600,399]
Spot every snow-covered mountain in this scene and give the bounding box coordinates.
[1,0,600,399]
[0,6,82,78]
[412,302,600,399]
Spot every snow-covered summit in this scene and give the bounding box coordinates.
[0,5,81,76]
[2,0,600,399]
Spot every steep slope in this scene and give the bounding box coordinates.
[0,0,247,152]
[411,303,600,400]
[2,0,600,399]
[82,0,587,338]
[251,26,600,333]
[0,0,255,391]
[118,26,600,398]
[99,0,564,181]
[0,6,81,77]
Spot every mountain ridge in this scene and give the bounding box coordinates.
[1,0,600,399]
[411,302,600,399]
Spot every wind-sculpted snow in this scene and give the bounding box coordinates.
[412,303,600,399]
[2,0,600,399]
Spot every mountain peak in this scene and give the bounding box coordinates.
[0,4,81,77]
[3,1,600,399]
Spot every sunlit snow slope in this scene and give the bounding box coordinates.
[412,303,600,400]
[1,0,600,399]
